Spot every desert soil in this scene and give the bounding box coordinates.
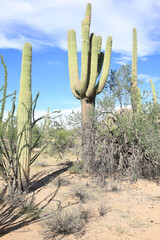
[0,151,160,240]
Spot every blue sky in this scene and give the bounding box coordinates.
[1,0,160,118]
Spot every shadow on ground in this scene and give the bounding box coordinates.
[0,163,72,237]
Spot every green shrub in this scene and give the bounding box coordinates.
[68,160,83,174]
[32,124,43,148]
[47,128,75,157]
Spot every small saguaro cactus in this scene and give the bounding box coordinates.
[17,42,32,191]
[149,79,157,104]
[131,28,138,112]
[68,3,112,169]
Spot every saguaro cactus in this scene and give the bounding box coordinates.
[137,87,142,113]
[17,42,32,191]
[131,28,137,112]
[68,3,112,169]
[149,79,157,104]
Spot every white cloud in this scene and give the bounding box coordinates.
[3,107,81,127]
[33,107,80,120]
[33,107,81,127]
[47,60,62,66]
[113,55,132,65]
[138,73,160,82]
[0,0,160,57]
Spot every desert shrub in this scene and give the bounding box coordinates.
[72,186,89,203]
[76,64,159,181]
[32,124,44,148]
[68,161,83,174]
[2,188,40,219]
[53,129,74,150]
[44,206,89,238]
[89,102,160,181]
[98,202,111,216]
[17,193,40,219]
[47,128,75,158]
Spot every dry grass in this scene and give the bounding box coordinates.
[1,151,160,240]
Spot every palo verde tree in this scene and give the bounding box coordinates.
[106,64,132,109]
[17,42,32,191]
[67,3,112,169]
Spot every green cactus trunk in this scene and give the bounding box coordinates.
[17,42,32,191]
[81,97,95,169]
[68,3,112,170]
[149,79,157,104]
[131,28,137,112]
[137,87,142,113]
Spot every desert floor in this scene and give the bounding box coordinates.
[0,150,160,240]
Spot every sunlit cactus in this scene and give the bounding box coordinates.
[67,3,112,169]
[131,28,137,112]
[137,87,142,113]
[17,42,32,191]
[149,79,157,104]
[68,4,112,102]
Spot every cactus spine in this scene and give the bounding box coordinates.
[17,42,32,191]
[68,3,112,168]
[131,28,137,112]
[149,79,157,104]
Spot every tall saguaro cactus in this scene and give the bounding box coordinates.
[68,3,112,169]
[137,87,142,113]
[17,42,32,191]
[149,79,157,104]
[131,28,138,112]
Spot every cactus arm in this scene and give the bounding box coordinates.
[97,35,102,54]
[80,25,90,97]
[17,42,32,190]
[84,3,91,26]
[131,28,137,111]
[149,79,157,104]
[67,30,80,99]
[86,35,99,98]
[97,52,104,77]
[132,28,137,85]
[80,3,91,97]
[81,21,84,38]
[97,36,103,77]
[96,36,112,95]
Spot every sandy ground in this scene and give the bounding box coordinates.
[0,152,160,240]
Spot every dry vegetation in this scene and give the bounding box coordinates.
[0,149,160,240]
